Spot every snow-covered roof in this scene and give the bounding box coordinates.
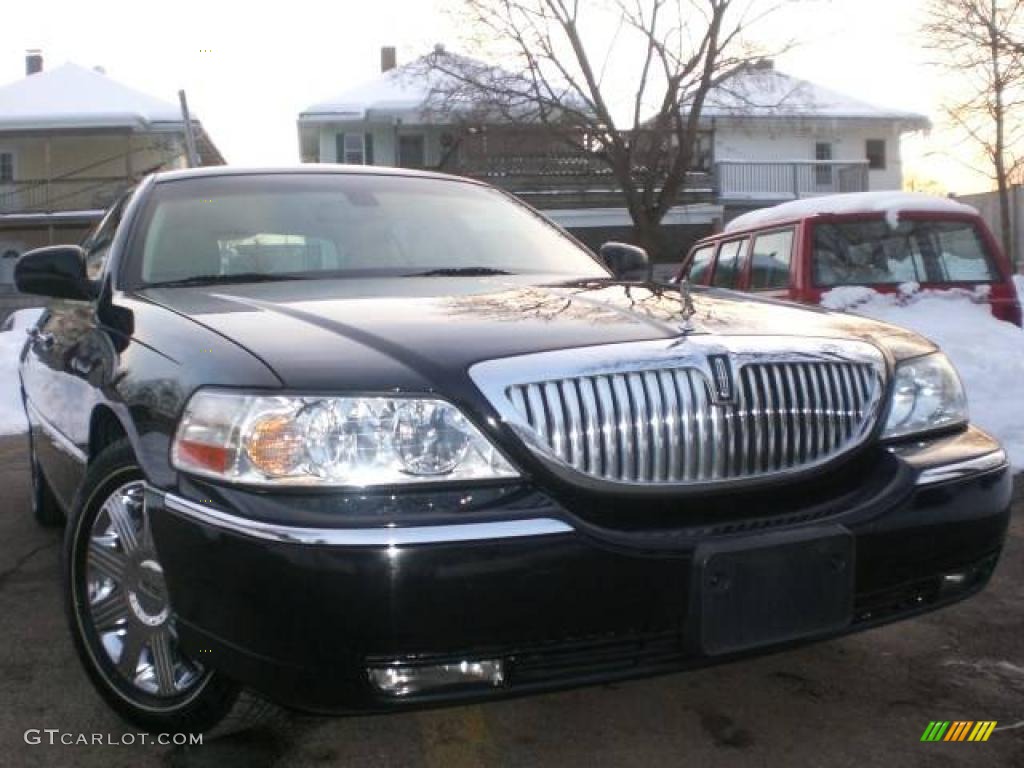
[300,51,587,124]
[301,60,434,122]
[0,63,188,131]
[699,66,929,127]
[725,191,980,232]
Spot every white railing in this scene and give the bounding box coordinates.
[716,161,870,201]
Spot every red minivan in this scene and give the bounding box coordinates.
[678,193,1022,326]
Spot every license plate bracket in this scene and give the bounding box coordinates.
[697,527,854,656]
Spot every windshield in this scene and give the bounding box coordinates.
[134,173,608,286]
[812,218,999,287]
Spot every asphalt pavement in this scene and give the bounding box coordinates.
[0,431,1021,768]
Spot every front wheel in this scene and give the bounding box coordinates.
[64,439,240,733]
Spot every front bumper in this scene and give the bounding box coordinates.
[148,427,1011,713]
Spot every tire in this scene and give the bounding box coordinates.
[29,432,65,528]
[63,438,240,733]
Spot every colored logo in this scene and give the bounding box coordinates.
[921,721,997,742]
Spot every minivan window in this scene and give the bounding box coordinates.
[687,244,716,284]
[749,229,794,290]
[812,219,998,287]
[711,239,747,288]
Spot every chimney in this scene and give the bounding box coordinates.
[381,46,397,73]
[753,58,774,71]
[26,49,43,76]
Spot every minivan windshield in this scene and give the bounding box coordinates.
[813,218,998,287]
[134,174,608,286]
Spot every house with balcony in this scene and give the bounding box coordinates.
[0,51,223,305]
[297,49,928,266]
[298,47,720,258]
[698,61,930,216]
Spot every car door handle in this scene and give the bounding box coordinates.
[26,327,55,350]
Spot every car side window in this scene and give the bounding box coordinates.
[749,229,795,290]
[685,244,716,284]
[81,196,128,281]
[711,239,747,288]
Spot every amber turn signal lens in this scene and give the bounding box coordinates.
[175,440,229,474]
[245,414,305,476]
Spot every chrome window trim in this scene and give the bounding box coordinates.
[914,450,1008,486]
[469,335,888,492]
[154,488,574,546]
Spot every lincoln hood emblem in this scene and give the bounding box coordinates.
[707,354,735,402]
[678,278,697,333]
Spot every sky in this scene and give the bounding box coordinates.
[0,0,1000,194]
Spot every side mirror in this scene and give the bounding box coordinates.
[599,241,649,279]
[14,245,92,301]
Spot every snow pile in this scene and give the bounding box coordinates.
[725,192,979,233]
[822,283,1024,469]
[0,327,27,435]
[2,307,43,332]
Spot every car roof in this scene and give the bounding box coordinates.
[722,192,981,236]
[151,164,479,185]
[696,208,984,246]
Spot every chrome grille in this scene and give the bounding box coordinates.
[504,360,881,485]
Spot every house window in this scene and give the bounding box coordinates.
[337,133,374,165]
[693,131,714,172]
[866,139,886,170]
[0,152,13,183]
[0,249,19,288]
[343,134,364,164]
[398,135,426,168]
[815,142,833,187]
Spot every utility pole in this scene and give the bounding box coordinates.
[178,89,201,168]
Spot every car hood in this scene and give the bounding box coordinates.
[138,276,934,391]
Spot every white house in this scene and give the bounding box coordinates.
[297,47,721,257]
[298,50,929,260]
[699,61,930,212]
[0,51,223,309]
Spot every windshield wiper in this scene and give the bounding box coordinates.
[144,272,311,288]
[404,267,513,277]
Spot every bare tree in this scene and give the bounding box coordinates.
[421,0,782,259]
[924,0,1024,262]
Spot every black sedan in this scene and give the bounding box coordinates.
[14,167,1010,733]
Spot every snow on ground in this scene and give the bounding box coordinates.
[0,308,42,435]
[0,325,28,435]
[822,283,1024,470]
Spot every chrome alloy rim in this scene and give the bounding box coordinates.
[84,481,205,698]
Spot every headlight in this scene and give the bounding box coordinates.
[882,353,967,440]
[171,389,519,486]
